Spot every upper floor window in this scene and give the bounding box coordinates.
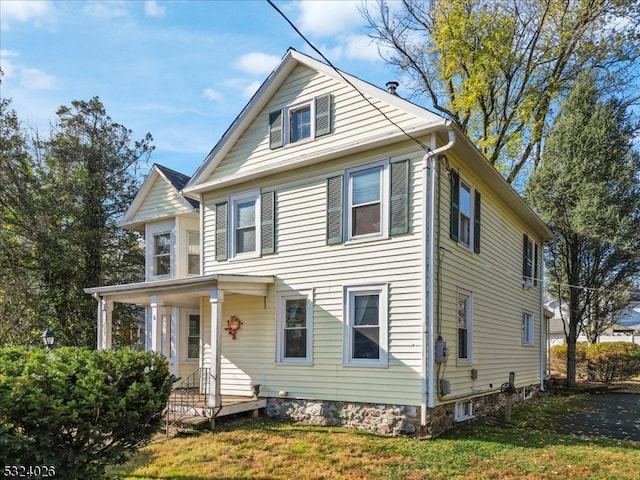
[343,284,388,367]
[327,159,409,244]
[153,232,171,276]
[269,94,332,149]
[187,231,200,275]
[214,190,275,261]
[457,289,473,364]
[450,170,481,253]
[348,162,386,239]
[522,234,538,286]
[276,290,313,364]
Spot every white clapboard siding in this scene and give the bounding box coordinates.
[434,152,544,399]
[199,150,426,406]
[129,175,193,224]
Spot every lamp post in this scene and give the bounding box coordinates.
[41,328,55,349]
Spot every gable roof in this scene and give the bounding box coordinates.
[183,48,446,193]
[120,163,199,230]
[182,48,552,242]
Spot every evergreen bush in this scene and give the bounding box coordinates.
[0,347,172,479]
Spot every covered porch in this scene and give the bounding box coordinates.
[85,274,274,422]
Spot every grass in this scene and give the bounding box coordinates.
[109,393,640,480]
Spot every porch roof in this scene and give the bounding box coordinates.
[84,274,274,306]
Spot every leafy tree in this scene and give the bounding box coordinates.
[363,0,640,184]
[526,72,640,387]
[0,347,173,479]
[0,97,152,347]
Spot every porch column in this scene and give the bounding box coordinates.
[149,295,164,354]
[170,306,179,377]
[208,287,224,408]
[97,297,113,350]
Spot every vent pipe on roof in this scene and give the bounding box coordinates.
[386,81,399,95]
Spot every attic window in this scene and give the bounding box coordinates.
[269,94,331,149]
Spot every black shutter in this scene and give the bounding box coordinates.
[533,241,539,286]
[450,170,460,241]
[473,190,481,253]
[390,160,409,235]
[215,202,228,261]
[326,175,343,244]
[261,191,275,255]
[522,233,529,279]
[269,109,283,149]
[315,94,331,137]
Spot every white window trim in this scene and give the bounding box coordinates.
[146,220,175,281]
[457,176,476,251]
[183,311,201,362]
[276,289,314,365]
[344,159,390,243]
[284,99,314,146]
[456,288,473,365]
[522,311,534,346]
[228,189,261,260]
[343,284,389,368]
[454,400,474,422]
[187,230,200,276]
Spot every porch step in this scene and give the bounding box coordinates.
[166,415,211,435]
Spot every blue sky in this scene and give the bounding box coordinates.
[1,0,400,176]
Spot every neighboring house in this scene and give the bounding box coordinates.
[86,49,553,436]
[546,293,640,347]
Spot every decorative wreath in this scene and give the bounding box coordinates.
[225,316,243,340]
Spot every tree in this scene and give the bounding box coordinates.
[363,0,640,184]
[0,97,152,347]
[525,72,640,386]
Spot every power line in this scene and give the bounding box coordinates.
[266,0,430,153]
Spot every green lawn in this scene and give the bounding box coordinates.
[110,394,640,480]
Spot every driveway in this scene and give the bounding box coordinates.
[552,391,640,441]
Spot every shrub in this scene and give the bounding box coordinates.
[586,342,640,383]
[0,347,173,479]
[550,342,640,383]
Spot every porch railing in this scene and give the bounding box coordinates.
[165,367,214,433]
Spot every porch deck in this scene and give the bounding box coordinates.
[167,391,267,419]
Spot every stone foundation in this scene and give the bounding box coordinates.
[265,385,539,437]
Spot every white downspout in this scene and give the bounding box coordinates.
[539,248,547,391]
[422,124,456,426]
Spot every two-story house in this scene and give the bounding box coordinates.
[86,49,553,436]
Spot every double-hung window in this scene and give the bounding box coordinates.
[457,289,473,364]
[522,312,534,345]
[187,314,200,360]
[276,290,313,364]
[214,190,275,261]
[343,285,388,367]
[153,232,171,276]
[187,231,200,275]
[450,170,481,253]
[522,234,538,286]
[349,163,385,238]
[269,94,331,149]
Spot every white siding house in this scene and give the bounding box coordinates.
[86,49,553,436]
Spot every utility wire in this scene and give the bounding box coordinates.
[266,0,430,153]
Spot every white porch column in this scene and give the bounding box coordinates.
[208,288,224,408]
[97,298,113,350]
[149,295,164,354]
[170,306,179,377]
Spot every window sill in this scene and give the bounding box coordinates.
[276,360,313,366]
[456,359,473,367]
[344,233,389,246]
[342,361,389,368]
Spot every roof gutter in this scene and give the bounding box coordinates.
[422,124,456,425]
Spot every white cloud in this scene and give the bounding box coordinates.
[343,34,381,62]
[234,52,281,76]
[0,50,20,77]
[82,1,129,20]
[144,0,166,18]
[294,0,363,38]
[0,0,54,30]
[20,67,56,90]
[243,81,263,99]
[202,88,223,102]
